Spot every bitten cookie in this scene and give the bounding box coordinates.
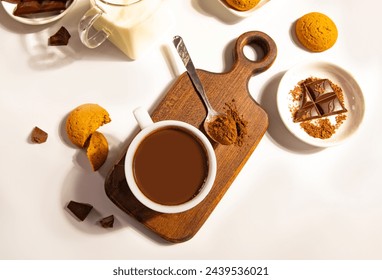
[86,131,109,171]
[295,12,338,52]
[225,0,260,11]
[66,103,111,148]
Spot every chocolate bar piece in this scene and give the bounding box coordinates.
[31,126,48,143]
[99,215,114,228]
[294,79,347,122]
[13,0,67,17]
[67,201,93,221]
[48,26,71,46]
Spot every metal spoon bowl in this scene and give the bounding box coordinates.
[173,35,237,145]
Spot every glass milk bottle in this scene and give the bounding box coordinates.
[79,0,174,59]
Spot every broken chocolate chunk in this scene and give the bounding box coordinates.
[48,26,71,46]
[31,126,48,143]
[13,0,67,17]
[67,201,93,221]
[293,79,347,122]
[99,215,114,228]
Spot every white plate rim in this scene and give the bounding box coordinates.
[277,60,365,148]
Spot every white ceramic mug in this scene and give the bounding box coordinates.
[124,107,217,213]
[78,0,173,59]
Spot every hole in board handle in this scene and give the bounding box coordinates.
[242,43,265,62]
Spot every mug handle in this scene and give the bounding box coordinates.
[133,107,154,129]
[78,6,110,48]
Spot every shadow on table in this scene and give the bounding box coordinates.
[258,71,323,154]
[58,112,173,246]
[0,1,132,71]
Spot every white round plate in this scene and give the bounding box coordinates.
[277,61,365,147]
[217,0,270,18]
[1,0,77,25]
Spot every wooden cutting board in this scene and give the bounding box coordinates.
[104,31,277,243]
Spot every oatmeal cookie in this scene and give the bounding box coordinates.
[295,12,338,52]
[66,103,111,148]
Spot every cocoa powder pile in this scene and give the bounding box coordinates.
[207,100,248,146]
[208,114,237,145]
[224,101,248,146]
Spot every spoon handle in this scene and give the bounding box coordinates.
[173,36,215,114]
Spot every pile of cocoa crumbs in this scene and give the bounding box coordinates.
[224,99,248,146]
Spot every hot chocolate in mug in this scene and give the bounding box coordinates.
[124,107,217,213]
[78,0,173,59]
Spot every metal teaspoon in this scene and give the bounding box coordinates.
[173,35,237,145]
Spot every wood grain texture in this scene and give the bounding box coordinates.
[105,31,277,243]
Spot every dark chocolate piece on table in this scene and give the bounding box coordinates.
[99,215,114,228]
[67,201,93,221]
[48,26,71,46]
[31,126,48,143]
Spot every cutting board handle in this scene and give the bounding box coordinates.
[232,31,277,78]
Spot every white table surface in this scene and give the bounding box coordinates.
[1,0,381,260]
